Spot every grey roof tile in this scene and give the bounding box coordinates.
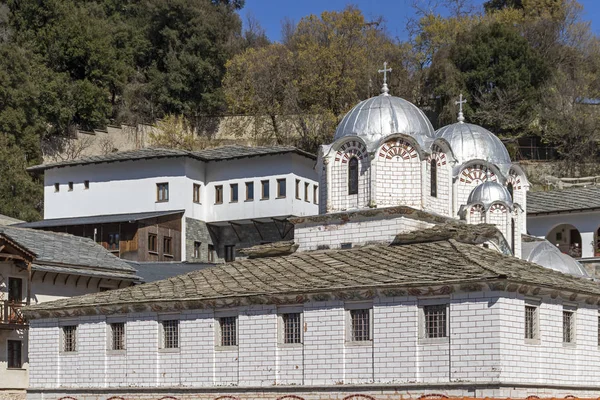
[527,187,600,214]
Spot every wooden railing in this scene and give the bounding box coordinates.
[0,301,27,326]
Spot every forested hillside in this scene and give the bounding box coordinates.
[0,0,598,220]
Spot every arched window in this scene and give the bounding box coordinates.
[430,159,437,197]
[511,218,516,253]
[348,157,359,195]
[507,182,514,200]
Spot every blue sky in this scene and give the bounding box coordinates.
[239,0,600,42]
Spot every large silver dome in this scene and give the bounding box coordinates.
[334,94,435,151]
[435,122,511,176]
[522,240,589,278]
[467,181,513,208]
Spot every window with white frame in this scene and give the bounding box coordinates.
[161,320,179,349]
[110,322,125,351]
[563,308,575,344]
[349,308,371,342]
[218,316,237,347]
[281,312,302,344]
[62,325,77,352]
[524,302,539,341]
[420,303,448,339]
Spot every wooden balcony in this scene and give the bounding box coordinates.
[0,301,27,329]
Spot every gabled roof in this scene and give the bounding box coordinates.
[28,145,316,172]
[527,186,600,215]
[16,210,184,229]
[23,231,600,317]
[0,226,137,278]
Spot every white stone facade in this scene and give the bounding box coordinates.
[26,291,600,399]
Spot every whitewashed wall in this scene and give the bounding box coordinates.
[26,291,600,396]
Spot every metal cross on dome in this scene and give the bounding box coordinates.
[378,62,392,95]
[456,93,467,123]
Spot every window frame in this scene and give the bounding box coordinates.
[108,321,126,352]
[208,244,215,262]
[54,183,60,192]
[524,299,540,344]
[159,318,180,350]
[215,185,223,204]
[430,159,437,198]
[295,179,301,199]
[156,182,169,202]
[563,305,576,345]
[193,241,201,259]
[277,178,286,199]
[68,182,74,192]
[148,233,158,253]
[163,236,173,256]
[215,312,238,350]
[193,183,201,204]
[245,181,254,201]
[418,300,449,343]
[84,180,90,190]
[61,325,78,353]
[7,340,22,369]
[278,306,303,347]
[304,182,310,202]
[348,157,359,195]
[261,180,270,200]
[230,183,238,203]
[345,302,372,345]
[7,277,23,303]
[224,245,235,262]
[313,185,318,204]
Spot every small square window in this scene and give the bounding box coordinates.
[340,243,352,249]
[208,244,215,262]
[261,180,270,199]
[7,340,22,368]
[62,325,77,352]
[110,322,125,351]
[281,312,302,344]
[313,185,318,204]
[161,320,179,349]
[349,309,371,341]
[163,236,172,256]
[525,304,539,341]
[215,185,223,204]
[54,183,60,192]
[245,181,254,201]
[194,241,201,258]
[422,304,447,339]
[277,178,286,198]
[219,316,237,347]
[563,309,575,343]
[148,233,157,253]
[230,184,238,202]
[304,182,310,202]
[225,245,235,262]
[68,182,73,191]
[156,183,169,202]
[295,179,301,199]
[84,180,89,190]
[193,183,201,203]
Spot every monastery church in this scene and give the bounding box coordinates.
[19,66,600,400]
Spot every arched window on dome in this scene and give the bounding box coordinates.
[430,159,437,197]
[348,157,359,195]
[507,182,514,200]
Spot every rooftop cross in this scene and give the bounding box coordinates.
[456,93,467,123]
[378,62,392,96]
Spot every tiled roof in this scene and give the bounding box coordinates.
[23,234,600,314]
[126,261,215,282]
[0,226,137,275]
[27,146,315,172]
[16,210,184,229]
[527,186,600,214]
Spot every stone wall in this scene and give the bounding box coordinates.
[185,218,216,263]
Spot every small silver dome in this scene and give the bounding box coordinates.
[334,94,435,152]
[522,240,589,278]
[435,122,511,176]
[467,181,513,208]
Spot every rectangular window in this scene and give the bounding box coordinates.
[261,180,270,199]
[282,313,302,344]
[193,183,201,203]
[230,184,238,202]
[156,182,169,202]
[525,304,539,341]
[54,183,60,192]
[304,182,310,202]
[7,340,22,368]
[162,320,179,349]
[350,309,371,341]
[208,244,215,262]
[295,179,301,199]
[107,233,119,251]
[277,178,286,198]
[163,236,172,256]
[215,185,223,204]
[245,181,254,201]
[68,182,74,191]
[430,160,437,198]
[8,277,23,303]
[423,304,447,339]
[563,309,575,343]
[84,180,89,190]
[194,241,201,258]
[111,322,125,351]
[225,245,235,262]
[148,233,157,253]
[220,316,237,346]
[313,185,318,204]
[63,325,77,352]
[340,243,352,249]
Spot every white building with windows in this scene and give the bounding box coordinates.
[21,73,600,399]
